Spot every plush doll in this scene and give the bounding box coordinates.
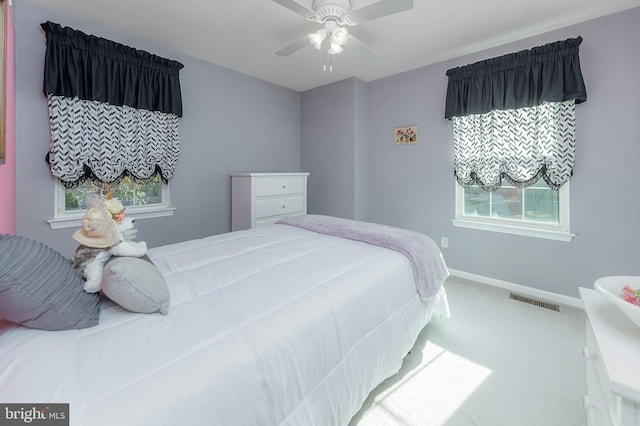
[71,197,147,293]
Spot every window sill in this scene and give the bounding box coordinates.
[47,207,177,230]
[451,218,575,242]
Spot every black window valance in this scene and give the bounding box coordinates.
[445,37,586,119]
[41,21,184,117]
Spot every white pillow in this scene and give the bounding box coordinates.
[101,256,169,315]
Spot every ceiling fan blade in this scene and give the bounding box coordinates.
[276,39,309,57]
[347,33,379,63]
[271,0,317,19]
[348,0,414,24]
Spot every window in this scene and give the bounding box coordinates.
[42,22,182,230]
[48,176,175,229]
[444,38,585,242]
[453,180,573,241]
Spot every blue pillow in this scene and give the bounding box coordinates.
[0,234,100,330]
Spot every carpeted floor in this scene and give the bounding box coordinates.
[350,276,587,426]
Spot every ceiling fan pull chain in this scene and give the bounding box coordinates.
[323,47,327,71]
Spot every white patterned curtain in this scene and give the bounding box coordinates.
[452,100,575,190]
[41,22,184,188]
[445,37,586,191]
[47,95,180,185]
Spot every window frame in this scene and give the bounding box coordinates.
[47,180,176,229]
[452,180,574,242]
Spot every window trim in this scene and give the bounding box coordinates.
[452,180,575,242]
[47,180,176,230]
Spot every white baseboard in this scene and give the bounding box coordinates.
[448,269,583,309]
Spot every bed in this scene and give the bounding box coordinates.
[0,215,449,425]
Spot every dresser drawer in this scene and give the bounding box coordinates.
[585,359,614,426]
[586,320,619,422]
[255,216,292,228]
[255,177,305,197]
[231,172,309,231]
[255,195,305,219]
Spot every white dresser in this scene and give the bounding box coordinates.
[580,288,640,426]
[231,172,309,231]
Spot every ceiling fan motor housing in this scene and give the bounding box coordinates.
[311,0,352,24]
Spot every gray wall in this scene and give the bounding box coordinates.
[15,1,640,298]
[353,78,369,221]
[16,1,301,257]
[301,77,359,219]
[302,8,640,298]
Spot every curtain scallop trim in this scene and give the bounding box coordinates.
[452,100,575,191]
[47,95,179,188]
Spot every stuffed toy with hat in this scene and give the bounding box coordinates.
[71,194,147,293]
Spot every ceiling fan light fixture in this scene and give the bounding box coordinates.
[273,0,416,71]
[327,42,343,55]
[307,29,327,50]
[330,26,349,45]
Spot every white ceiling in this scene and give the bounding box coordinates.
[28,0,640,92]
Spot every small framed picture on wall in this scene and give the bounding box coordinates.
[394,125,418,146]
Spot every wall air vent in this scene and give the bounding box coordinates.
[509,293,560,312]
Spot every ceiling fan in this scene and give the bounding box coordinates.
[272,0,414,70]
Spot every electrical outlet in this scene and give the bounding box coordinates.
[440,237,448,248]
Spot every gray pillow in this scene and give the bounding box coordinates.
[101,256,170,315]
[0,234,100,330]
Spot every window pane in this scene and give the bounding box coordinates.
[135,178,162,205]
[492,186,522,220]
[63,175,163,214]
[460,179,560,226]
[463,186,490,217]
[111,178,135,206]
[524,185,559,223]
[64,181,102,212]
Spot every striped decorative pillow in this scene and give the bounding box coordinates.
[0,234,100,330]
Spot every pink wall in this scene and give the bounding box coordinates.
[0,4,15,234]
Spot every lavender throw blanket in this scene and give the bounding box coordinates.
[277,215,449,300]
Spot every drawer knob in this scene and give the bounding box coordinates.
[582,347,598,361]
[282,205,286,209]
[282,185,286,189]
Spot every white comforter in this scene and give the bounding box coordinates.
[0,224,449,426]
